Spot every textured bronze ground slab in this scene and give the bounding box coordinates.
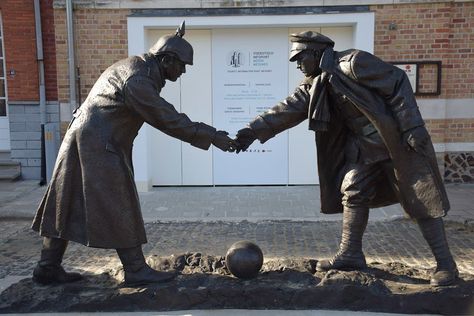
[1,254,473,314]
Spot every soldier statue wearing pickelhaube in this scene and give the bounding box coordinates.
[31,22,236,286]
[235,31,458,286]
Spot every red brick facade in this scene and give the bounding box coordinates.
[54,8,129,102]
[0,0,38,101]
[425,119,474,144]
[373,2,474,99]
[41,0,58,101]
[372,1,474,146]
[0,0,57,102]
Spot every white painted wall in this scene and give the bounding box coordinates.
[128,12,375,190]
[212,27,290,185]
[145,29,214,186]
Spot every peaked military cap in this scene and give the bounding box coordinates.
[289,31,335,62]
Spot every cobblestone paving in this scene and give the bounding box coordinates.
[1,219,472,281]
[139,186,405,222]
[2,182,472,223]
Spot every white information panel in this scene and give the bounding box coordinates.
[212,28,289,185]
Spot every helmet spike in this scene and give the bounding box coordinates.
[176,21,185,38]
[149,20,193,65]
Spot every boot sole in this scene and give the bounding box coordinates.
[431,269,459,287]
[124,273,178,286]
[316,265,367,273]
[32,275,83,285]
[32,276,54,285]
[124,278,175,287]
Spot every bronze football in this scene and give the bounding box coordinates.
[225,240,263,279]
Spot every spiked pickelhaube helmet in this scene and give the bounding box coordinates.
[149,21,194,65]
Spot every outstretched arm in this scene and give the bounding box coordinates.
[124,75,236,151]
[234,83,311,153]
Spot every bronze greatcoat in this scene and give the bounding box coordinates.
[32,54,217,248]
[248,48,450,219]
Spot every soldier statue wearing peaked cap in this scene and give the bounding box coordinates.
[235,31,458,286]
[31,22,237,286]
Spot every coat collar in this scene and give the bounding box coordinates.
[301,46,335,84]
[319,46,335,74]
[143,54,166,88]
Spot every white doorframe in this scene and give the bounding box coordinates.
[0,13,10,151]
[128,12,375,191]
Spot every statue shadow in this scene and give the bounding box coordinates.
[0,272,120,313]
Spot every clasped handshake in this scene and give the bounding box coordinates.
[212,127,257,154]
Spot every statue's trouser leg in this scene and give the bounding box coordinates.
[316,161,377,272]
[316,206,369,271]
[417,217,458,286]
[32,237,82,285]
[116,246,177,286]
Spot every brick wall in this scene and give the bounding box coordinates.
[425,119,474,144]
[0,0,39,101]
[446,2,474,97]
[372,2,474,100]
[372,1,474,182]
[443,119,474,143]
[54,8,129,103]
[0,0,57,102]
[54,8,68,103]
[42,0,59,101]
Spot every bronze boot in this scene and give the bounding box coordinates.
[116,246,177,286]
[32,237,83,285]
[316,207,369,272]
[417,217,458,286]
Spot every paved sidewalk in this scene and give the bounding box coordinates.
[1,180,473,223]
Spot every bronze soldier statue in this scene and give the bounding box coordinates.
[235,31,458,286]
[31,22,236,286]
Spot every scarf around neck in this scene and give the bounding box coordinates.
[308,47,335,132]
